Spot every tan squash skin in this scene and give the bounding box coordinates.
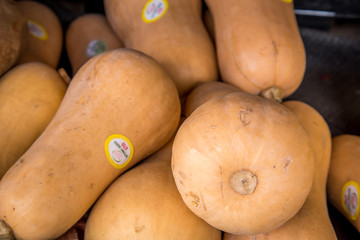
[16,0,63,68]
[224,100,337,239]
[0,62,67,180]
[0,0,28,76]
[84,129,222,240]
[66,13,124,75]
[184,81,240,117]
[104,0,218,96]
[204,0,306,101]
[0,49,181,240]
[203,8,215,42]
[327,134,360,232]
[172,92,315,235]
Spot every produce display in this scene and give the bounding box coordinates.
[0,0,358,239]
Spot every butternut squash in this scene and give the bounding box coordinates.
[104,0,218,96]
[65,13,124,75]
[204,0,306,101]
[224,100,337,239]
[16,0,63,68]
[327,134,360,232]
[171,92,315,235]
[184,81,240,117]
[0,48,181,240]
[0,0,28,76]
[84,124,222,240]
[0,62,67,180]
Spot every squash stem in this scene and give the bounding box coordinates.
[259,86,284,103]
[230,170,258,195]
[0,220,14,240]
[57,68,71,85]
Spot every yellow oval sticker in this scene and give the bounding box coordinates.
[142,0,168,23]
[341,180,360,221]
[104,134,134,169]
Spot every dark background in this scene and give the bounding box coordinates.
[16,0,360,239]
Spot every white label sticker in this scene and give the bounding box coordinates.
[341,181,359,221]
[105,134,133,169]
[142,0,168,23]
[86,39,107,58]
[27,20,48,40]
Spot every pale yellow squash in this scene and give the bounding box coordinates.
[0,62,67,179]
[172,92,314,235]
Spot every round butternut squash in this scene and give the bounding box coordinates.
[0,62,67,180]
[327,134,360,232]
[224,100,337,239]
[204,0,306,101]
[171,92,315,235]
[84,128,222,240]
[104,0,218,96]
[0,0,28,76]
[65,13,124,75]
[16,0,63,68]
[0,48,181,240]
[184,81,240,117]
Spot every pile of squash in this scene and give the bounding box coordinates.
[0,0,359,239]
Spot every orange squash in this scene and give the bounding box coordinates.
[0,49,180,240]
[184,81,240,117]
[327,134,360,232]
[172,92,314,235]
[224,100,337,239]
[0,0,28,76]
[65,13,124,75]
[16,0,63,68]
[84,125,222,240]
[0,62,67,180]
[204,0,306,101]
[104,0,218,96]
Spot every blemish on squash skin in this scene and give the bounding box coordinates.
[178,170,186,180]
[135,224,145,233]
[134,217,145,233]
[272,40,278,56]
[14,158,25,167]
[239,107,253,127]
[187,192,200,208]
[282,158,292,171]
